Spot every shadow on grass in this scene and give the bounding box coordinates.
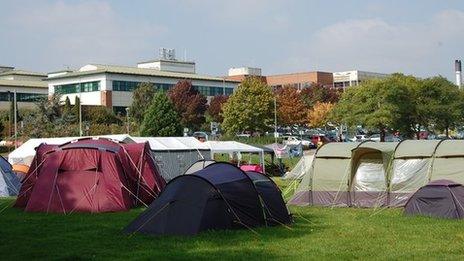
[0,201,325,260]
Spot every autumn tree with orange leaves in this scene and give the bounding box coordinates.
[308,102,335,127]
[275,86,308,125]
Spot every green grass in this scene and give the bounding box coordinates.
[2,182,464,260]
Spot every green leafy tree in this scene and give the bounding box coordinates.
[73,96,81,121]
[84,106,121,125]
[331,75,415,141]
[140,92,183,136]
[418,76,464,137]
[130,82,156,125]
[222,77,274,135]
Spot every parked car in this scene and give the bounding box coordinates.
[311,135,330,148]
[369,134,381,142]
[192,132,208,142]
[284,136,312,147]
[236,132,251,138]
[350,134,369,142]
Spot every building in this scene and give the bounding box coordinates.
[266,71,333,90]
[0,67,48,109]
[47,59,239,114]
[226,67,333,90]
[333,70,389,88]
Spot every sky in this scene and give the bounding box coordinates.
[1,0,463,80]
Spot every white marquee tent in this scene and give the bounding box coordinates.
[206,141,265,173]
[133,137,211,181]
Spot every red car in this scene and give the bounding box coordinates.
[311,135,330,148]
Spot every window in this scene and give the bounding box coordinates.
[112,80,234,96]
[55,81,100,94]
[113,106,128,116]
[0,92,46,102]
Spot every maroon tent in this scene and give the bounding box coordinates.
[404,180,464,219]
[14,138,165,213]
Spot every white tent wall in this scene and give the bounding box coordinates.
[351,157,388,207]
[282,154,314,180]
[388,140,442,207]
[430,140,464,184]
[288,142,361,206]
[349,142,397,208]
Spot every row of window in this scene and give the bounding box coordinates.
[0,92,47,102]
[55,81,101,94]
[112,80,233,96]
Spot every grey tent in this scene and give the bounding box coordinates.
[0,156,21,197]
[404,180,464,219]
[125,162,291,236]
[133,137,211,181]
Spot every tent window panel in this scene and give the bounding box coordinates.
[312,159,350,191]
[353,159,386,192]
[432,158,464,184]
[391,159,430,193]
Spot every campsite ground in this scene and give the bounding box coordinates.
[1,179,464,260]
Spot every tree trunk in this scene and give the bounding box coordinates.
[380,128,386,142]
[446,127,449,138]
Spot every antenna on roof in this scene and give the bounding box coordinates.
[159,48,176,61]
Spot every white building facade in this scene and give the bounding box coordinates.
[47,62,239,114]
[333,70,389,88]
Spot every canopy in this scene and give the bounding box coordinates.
[206,141,265,173]
[132,137,210,151]
[133,137,211,181]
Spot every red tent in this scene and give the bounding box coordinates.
[14,138,165,213]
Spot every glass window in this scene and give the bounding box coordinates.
[0,92,46,102]
[55,81,100,94]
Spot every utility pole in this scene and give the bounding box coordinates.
[126,107,130,134]
[78,79,83,136]
[274,97,278,143]
[14,89,17,148]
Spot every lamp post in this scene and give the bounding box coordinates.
[125,107,130,134]
[274,97,278,143]
[78,78,83,136]
[13,90,17,148]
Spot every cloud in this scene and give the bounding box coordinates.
[282,9,464,78]
[1,1,167,71]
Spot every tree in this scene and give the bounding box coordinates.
[275,86,308,126]
[418,76,464,137]
[308,102,335,128]
[301,83,341,107]
[130,82,156,125]
[222,77,274,135]
[331,75,415,141]
[140,92,183,137]
[84,106,121,125]
[207,95,228,123]
[168,81,207,131]
[73,96,81,121]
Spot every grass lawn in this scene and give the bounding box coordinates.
[1,181,464,260]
